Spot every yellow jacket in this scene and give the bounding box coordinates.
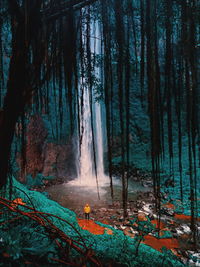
[84,205,91,214]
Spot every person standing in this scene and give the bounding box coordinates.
[84,204,91,220]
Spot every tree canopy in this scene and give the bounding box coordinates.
[0,0,199,244]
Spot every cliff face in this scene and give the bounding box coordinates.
[25,114,47,177]
[17,115,76,182]
[42,142,76,180]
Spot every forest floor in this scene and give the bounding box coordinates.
[36,174,200,266]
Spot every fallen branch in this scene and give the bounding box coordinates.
[0,197,102,266]
[0,196,87,248]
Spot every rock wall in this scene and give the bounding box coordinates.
[25,114,47,177]
[17,115,76,181]
[42,142,76,180]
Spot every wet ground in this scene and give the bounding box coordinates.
[44,178,151,218]
[40,177,200,266]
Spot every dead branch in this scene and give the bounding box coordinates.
[0,197,102,266]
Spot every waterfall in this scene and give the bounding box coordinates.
[70,20,108,190]
[95,102,107,182]
[77,83,107,187]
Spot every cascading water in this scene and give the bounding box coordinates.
[77,84,107,187]
[95,102,107,183]
[78,83,96,186]
[70,20,108,191]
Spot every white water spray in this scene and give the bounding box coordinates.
[70,20,108,190]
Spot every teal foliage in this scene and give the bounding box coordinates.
[95,221,184,267]
[130,217,173,240]
[161,247,181,267]
[0,179,186,266]
[130,218,155,256]
[133,219,155,235]
[26,173,54,189]
[0,223,56,261]
[155,230,173,239]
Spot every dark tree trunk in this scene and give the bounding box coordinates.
[0,7,28,187]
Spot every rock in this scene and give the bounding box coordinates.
[119,216,124,222]
[176,229,184,235]
[116,210,122,215]
[128,212,134,217]
[99,208,107,212]
[161,207,174,216]
[108,209,114,212]
[130,227,138,234]
[136,201,144,209]
[113,201,120,208]
[148,213,155,220]
[147,192,155,201]
[123,220,131,226]
[181,225,191,234]
[133,209,138,213]
[142,203,152,214]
